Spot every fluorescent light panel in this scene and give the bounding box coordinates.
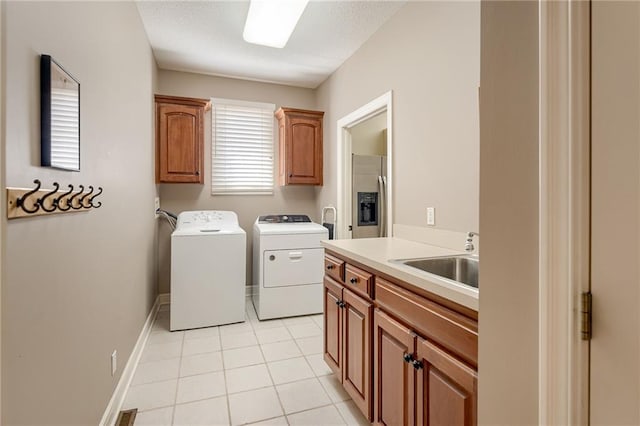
[243,0,309,48]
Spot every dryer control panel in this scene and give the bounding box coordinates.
[258,214,311,224]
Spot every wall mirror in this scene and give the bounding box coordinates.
[41,54,80,171]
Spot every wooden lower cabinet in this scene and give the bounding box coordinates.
[342,288,373,418]
[373,310,416,426]
[323,252,478,425]
[415,337,477,426]
[323,277,343,376]
[323,277,374,420]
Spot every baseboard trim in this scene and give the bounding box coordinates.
[99,295,162,426]
[158,292,170,306]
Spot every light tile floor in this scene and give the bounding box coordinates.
[123,299,369,425]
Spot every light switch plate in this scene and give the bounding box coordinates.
[111,350,117,376]
[427,207,436,226]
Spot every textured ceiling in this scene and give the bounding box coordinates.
[135,1,406,88]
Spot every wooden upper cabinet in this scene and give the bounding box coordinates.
[155,95,211,183]
[275,107,324,186]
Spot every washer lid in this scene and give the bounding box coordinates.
[175,210,242,234]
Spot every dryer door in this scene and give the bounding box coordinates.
[263,248,325,288]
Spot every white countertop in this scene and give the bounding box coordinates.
[321,237,479,311]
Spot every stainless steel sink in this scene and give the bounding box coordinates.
[396,255,479,288]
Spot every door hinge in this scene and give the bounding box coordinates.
[581,291,592,341]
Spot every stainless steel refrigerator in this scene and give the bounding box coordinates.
[352,154,387,239]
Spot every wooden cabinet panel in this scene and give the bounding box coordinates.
[416,337,477,426]
[155,95,210,184]
[275,107,323,186]
[373,309,416,426]
[376,277,478,368]
[342,289,373,420]
[323,277,343,376]
[345,263,373,298]
[325,253,345,283]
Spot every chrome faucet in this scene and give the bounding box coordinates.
[465,232,479,252]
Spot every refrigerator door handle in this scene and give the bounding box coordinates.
[378,176,386,237]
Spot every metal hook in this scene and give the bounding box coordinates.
[89,187,103,208]
[68,185,85,210]
[56,184,75,212]
[39,182,60,213]
[16,179,42,214]
[79,186,94,208]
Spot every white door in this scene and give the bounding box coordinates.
[591,2,640,423]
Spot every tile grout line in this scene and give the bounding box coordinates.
[253,308,290,425]
[170,314,185,425]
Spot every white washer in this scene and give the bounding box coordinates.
[252,215,329,320]
[171,210,246,331]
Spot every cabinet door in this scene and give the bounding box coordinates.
[342,288,373,420]
[415,337,477,426]
[323,277,343,376]
[373,310,416,426]
[157,103,203,183]
[287,115,322,185]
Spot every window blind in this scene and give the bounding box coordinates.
[51,87,80,170]
[211,98,275,194]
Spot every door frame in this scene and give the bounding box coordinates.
[538,1,590,423]
[336,91,393,239]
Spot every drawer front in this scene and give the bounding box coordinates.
[324,253,345,282]
[345,264,373,298]
[375,277,478,367]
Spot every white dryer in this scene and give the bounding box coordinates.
[252,215,328,320]
[171,210,246,331]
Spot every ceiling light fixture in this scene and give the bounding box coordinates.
[243,0,310,49]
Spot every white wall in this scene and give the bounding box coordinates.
[156,70,317,293]
[315,1,480,234]
[2,2,157,424]
[478,1,539,424]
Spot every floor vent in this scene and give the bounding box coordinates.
[115,409,137,426]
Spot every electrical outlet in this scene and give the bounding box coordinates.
[154,197,160,218]
[426,207,436,226]
[111,350,117,376]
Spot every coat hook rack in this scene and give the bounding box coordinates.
[7,180,104,219]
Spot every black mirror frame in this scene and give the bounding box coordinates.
[41,54,81,171]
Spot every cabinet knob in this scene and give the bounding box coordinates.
[195,171,200,176]
[327,264,334,270]
[403,353,413,363]
[350,277,358,284]
[289,173,293,178]
[412,360,424,370]
[335,300,341,306]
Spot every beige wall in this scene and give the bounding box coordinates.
[478,1,539,424]
[591,2,640,423]
[3,2,157,424]
[315,1,480,234]
[156,70,317,293]
[351,112,386,156]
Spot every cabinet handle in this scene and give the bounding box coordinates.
[350,277,358,284]
[327,264,335,270]
[403,353,413,363]
[338,301,346,308]
[412,360,424,370]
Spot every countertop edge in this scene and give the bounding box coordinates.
[321,238,479,312]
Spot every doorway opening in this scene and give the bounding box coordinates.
[336,91,393,239]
